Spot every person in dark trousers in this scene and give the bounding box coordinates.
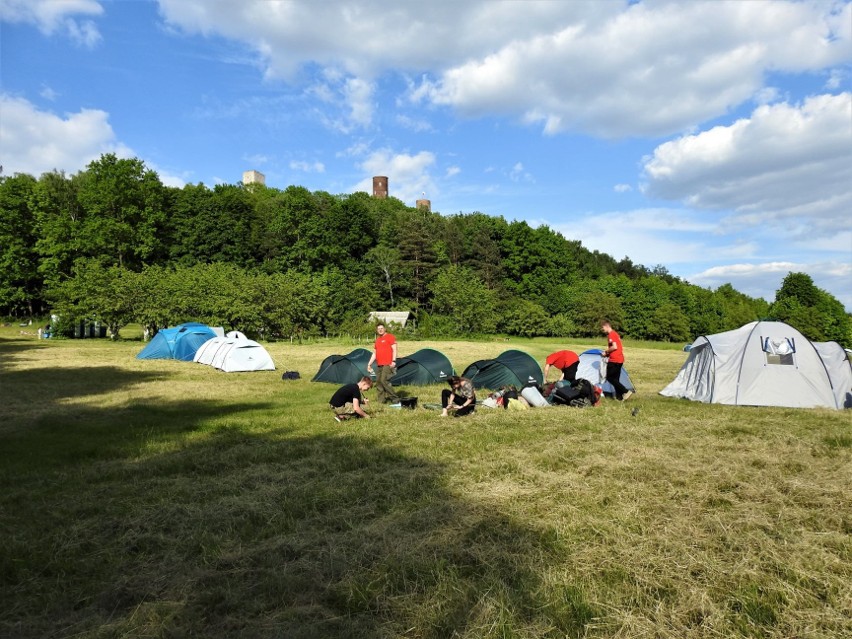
[543,350,580,383]
[329,376,373,422]
[441,376,476,417]
[601,320,632,401]
[367,323,400,404]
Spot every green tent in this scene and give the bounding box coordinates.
[391,348,454,386]
[312,348,374,384]
[462,349,543,390]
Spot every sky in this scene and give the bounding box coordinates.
[1,0,851,309]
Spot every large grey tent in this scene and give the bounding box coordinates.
[391,348,454,385]
[312,348,373,384]
[577,348,636,397]
[462,350,543,390]
[660,320,852,409]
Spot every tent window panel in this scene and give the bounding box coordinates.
[765,352,795,366]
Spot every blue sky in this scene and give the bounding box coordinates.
[2,0,851,309]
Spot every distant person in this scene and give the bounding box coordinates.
[329,376,373,422]
[543,350,579,383]
[441,375,476,417]
[601,320,632,401]
[367,323,400,404]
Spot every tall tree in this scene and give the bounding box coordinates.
[0,173,42,316]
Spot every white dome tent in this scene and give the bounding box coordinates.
[660,320,851,410]
[193,331,275,373]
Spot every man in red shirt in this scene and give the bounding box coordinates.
[601,320,632,400]
[543,350,580,382]
[367,323,400,404]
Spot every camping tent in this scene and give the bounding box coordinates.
[391,348,454,385]
[193,331,275,372]
[577,348,636,397]
[660,320,852,409]
[136,323,219,361]
[312,348,374,384]
[462,350,543,390]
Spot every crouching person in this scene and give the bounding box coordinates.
[330,376,373,422]
[441,376,476,417]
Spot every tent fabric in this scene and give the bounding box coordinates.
[137,323,219,361]
[312,348,373,384]
[391,348,454,385]
[660,321,851,409]
[462,350,543,390]
[193,331,275,372]
[577,348,635,397]
[811,341,852,409]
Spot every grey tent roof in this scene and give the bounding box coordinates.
[462,349,543,390]
[391,348,454,385]
[312,348,373,384]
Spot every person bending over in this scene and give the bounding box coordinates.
[441,376,476,417]
[330,376,373,422]
[543,349,580,383]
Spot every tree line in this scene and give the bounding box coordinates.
[1,154,848,346]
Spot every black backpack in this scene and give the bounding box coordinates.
[553,378,595,408]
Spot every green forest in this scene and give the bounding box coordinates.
[1,154,849,345]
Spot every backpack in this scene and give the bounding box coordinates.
[553,378,596,408]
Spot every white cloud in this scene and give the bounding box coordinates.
[417,1,852,137]
[309,73,375,131]
[157,1,852,138]
[39,84,59,101]
[351,147,437,205]
[509,162,533,183]
[553,208,723,266]
[0,94,185,187]
[1,0,103,47]
[243,153,269,165]
[446,166,461,178]
[396,114,434,133]
[0,94,131,176]
[689,261,852,309]
[642,93,852,237]
[613,183,632,193]
[289,160,325,173]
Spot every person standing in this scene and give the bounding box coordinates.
[367,323,400,404]
[543,350,580,383]
[329,376,373,422]
[601,320,632,401]
[440,376,476,417]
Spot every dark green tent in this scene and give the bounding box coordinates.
[462,349,543,390]
[391,348,454,386]
[312,348,374,384]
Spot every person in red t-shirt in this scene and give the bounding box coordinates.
[601,320,632,400]
[543,350,580,382]
[367,324,400,404]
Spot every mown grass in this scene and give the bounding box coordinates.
[1,328,849,638]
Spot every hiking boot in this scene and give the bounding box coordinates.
[622,391,634,401]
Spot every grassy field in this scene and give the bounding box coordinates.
[1,326,850,638]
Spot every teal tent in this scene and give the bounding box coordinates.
[136,323,218,361]
[462,350,543,390]
[391,348,454,386]
[312,348,374,384]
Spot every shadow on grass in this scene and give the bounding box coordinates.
[1,422,601,638]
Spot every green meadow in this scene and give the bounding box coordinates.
[1,327,849,638]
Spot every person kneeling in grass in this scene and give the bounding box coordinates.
[441,375,476,417]
[330,376,373,422]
